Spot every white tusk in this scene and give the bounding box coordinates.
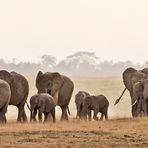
[131,100,137,106]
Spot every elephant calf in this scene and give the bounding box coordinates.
[82,95,109,121]
[30,93,56,123]
[75,91,90,119]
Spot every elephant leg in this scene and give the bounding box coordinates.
[0,112,3,123]
[87,109,92,121]
[93,110,98,121]
[61,106,68,121]
[17,103,25,122]
[32,108,37,122]
[38,108,43,123]
[1,114,6,123]
[142,100,147,117]
[102,107,108,120]
[51,109,56,123]
[44,113,48,123]
[2,106,7,123]
[132,104,138,117]
[0,109,7,124]
[76,104,79,119]
[22,107,27,122]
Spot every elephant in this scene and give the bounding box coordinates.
[75,91,90,119]
[114,67,147,117]
[0,79,11,123]
[81,95,109,121]
[132,79,148,117]
[30,93,56,123]
[36,71,74,120]
[0,70,29,122]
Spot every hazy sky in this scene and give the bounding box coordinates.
[0,0,148,63]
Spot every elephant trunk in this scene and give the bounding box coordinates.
[81,106,87,120]
[114,88,127,105]
[30,109,33,122]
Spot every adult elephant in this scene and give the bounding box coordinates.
[75,91,90,119]
[36,71,74,120]
[0,70,29,122]
[0,79,11,123]
[114,67,147,117]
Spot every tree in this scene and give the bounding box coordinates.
[40,54,56,69]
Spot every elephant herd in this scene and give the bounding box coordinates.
[0,67,148,124]
[115,67,148,117]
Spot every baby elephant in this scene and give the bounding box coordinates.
[75,91,90,119]
[82,95,109,121]
[30,93,56,123]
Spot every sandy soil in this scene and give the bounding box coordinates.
[0,118,148,148]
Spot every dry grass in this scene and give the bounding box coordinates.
[2,76,148,147]
[0,118,148,147]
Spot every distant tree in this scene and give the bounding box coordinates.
[55,51,99,76]
[40,54,56,69]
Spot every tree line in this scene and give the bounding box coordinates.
[0,52,147,76]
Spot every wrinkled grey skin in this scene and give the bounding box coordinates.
[75,91,90,119]
[0,79,11,123]
[30,93,56,123]
[81,95,109,121]
[133,79,148,117]
[0,70,29,122]
[115,67,147,117]
[36,71,74,120]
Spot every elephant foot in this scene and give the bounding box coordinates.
[93,116,98,121]
[61,117,69,121]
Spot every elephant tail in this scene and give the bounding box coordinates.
[26,101,31,112]
[114,88,127,105]
[67,106,71,115]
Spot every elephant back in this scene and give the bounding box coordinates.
[9,72,29,105]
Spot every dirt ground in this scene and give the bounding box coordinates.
[0,118,148,148]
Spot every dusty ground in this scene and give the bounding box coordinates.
[3,77,148,147]
[0,118,148,148]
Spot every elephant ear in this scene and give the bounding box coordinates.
[51,72,64,95]
[0,70,13,84]
[36,71,43,88]
[123,67,137,91]
[143,79,148,100]
[140,68,148,76]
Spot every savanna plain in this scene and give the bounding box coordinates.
[1,76,148,148]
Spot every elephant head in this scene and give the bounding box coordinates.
[81,96,92,119]
[30,94,43,121]
[36,71,64,104]
[75,91,90,119]
[0,70,13,84]
[123,67,147,92]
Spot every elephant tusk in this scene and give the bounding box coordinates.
[131,100,138,106]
